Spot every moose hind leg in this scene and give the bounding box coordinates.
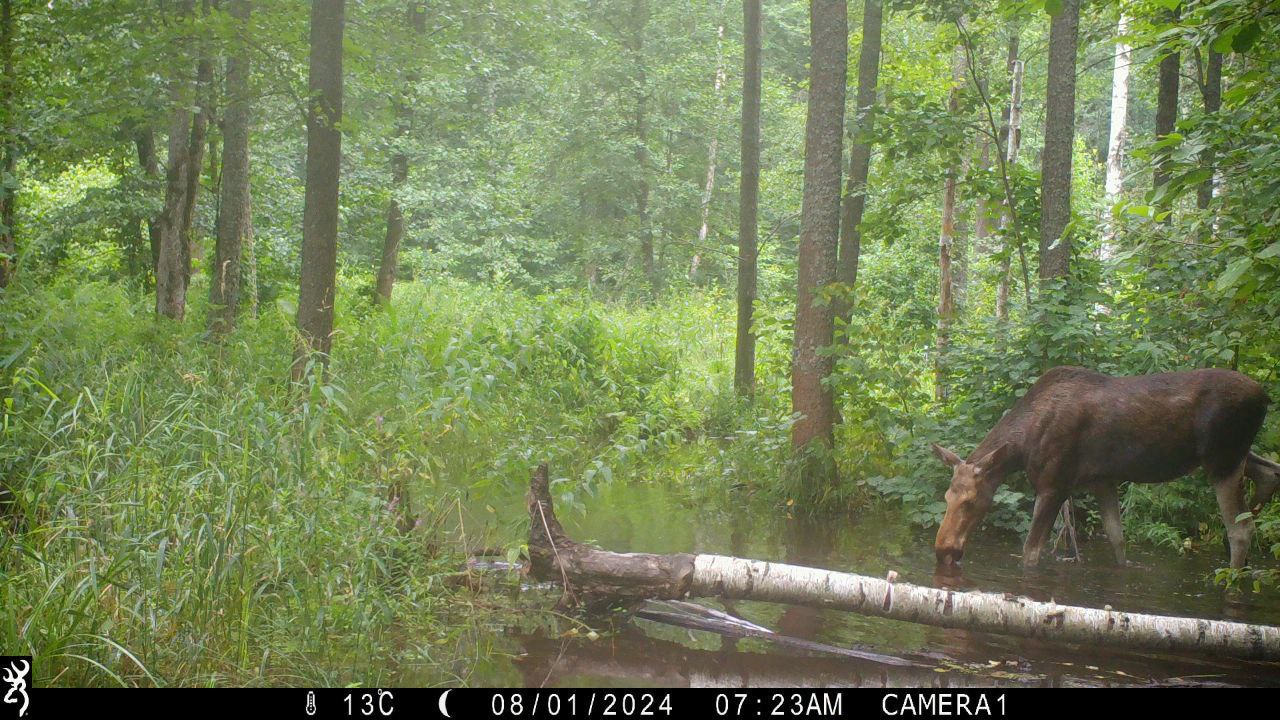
[1213,461,1254,569]
[1023,491,1064,567]
[1095,484,1126,566]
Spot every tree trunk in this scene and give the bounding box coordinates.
[0,0,15,290]
[834,0,882,335]
[133,129,162,277]
[293,0,345,379]
[526,464,1280,661]
[1101,13,1131,254]
[155,0,198,320]
[1196,49,1221,212]
[689,1,728,283]
[209,0,252,337]
[181,0,215,288]
[376,2,427,305]
[1037,0,1078,283]
[935,42,964,401]
[1153,5,1180,219]
[791,0,846,474]
[733,0,762,396]
[995,35,1022,323]
[972,136,992,281]
[631,0,654,288]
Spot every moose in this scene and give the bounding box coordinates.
[931,366,1279,571]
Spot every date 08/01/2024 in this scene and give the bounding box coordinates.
[482,692,1006,717]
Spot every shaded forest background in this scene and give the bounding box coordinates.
[1,0,1279,685]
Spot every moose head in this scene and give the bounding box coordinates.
[931,442,1012,570]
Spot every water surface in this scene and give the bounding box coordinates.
[454,479,1280,687]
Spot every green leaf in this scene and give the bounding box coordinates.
[1211,25,1240,54]
[1215,257,1253,293]
[1257,241,1280,259]
[1233,22,1261,53]
[1044,0,1063,16]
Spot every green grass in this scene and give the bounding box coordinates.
[0,276,794,686]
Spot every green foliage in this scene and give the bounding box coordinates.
[0,276,797,685]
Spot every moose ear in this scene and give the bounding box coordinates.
[974,443,1011,473]
[931,443,964,467]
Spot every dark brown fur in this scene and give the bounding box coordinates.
[932,366,1270,570]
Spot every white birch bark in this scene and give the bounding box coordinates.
[1102,13,1131,256]
[691,555,1280,660]
[995,57,1023,323]
[690,3,728,280]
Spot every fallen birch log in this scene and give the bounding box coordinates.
[526,464,1280,661]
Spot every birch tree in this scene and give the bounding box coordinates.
[689,0,727,281]
[936,42,965,400]
[995,35,1022,322]
[1102,12,1131,254]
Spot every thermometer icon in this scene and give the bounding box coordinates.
[306,691,317,716]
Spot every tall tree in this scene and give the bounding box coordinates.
[631,0,655,286]
[0,0,15,289]
[180,0,215,297]
[1195,48,1222,212]
[1038,0,1079,282]
[1153,4,1180,218]
[293,0,345,379]
[972,136,993,293]
[734,0,762,396]
[209,0,253,336]
[155,0,199,319]
[995,33,1022,321]
[1102,12,1131,253]
[689,0,728,282]
[375,2,427,305]
[834,0,882,334]
[936,41,965,400]
[791,0,846,473]
[133,127,162,277]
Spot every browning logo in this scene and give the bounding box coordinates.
[1,657,30,718]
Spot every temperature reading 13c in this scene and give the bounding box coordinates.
[344,689,395,716]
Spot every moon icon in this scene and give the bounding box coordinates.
[438,689,452,718]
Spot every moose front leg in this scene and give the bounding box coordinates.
[1023,491,1065,567]
[1213,462,1255,569]
[1095,484,1126,566]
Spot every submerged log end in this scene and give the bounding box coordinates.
[527,464,696,608]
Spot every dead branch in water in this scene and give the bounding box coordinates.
[526,463,1280,662]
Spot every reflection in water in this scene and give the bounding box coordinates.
[514,628,1041,688]
[462,479,1280,687]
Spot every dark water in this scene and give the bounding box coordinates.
[457,481,1280,687]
